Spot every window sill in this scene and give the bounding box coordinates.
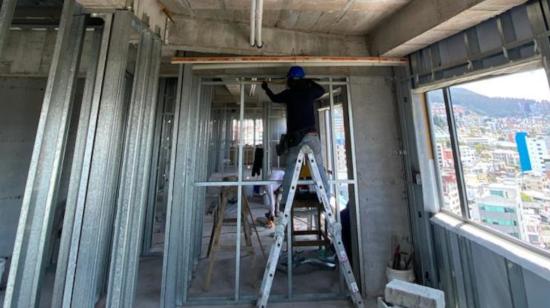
[431,212,550,281]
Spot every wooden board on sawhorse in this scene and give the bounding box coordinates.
[204,185,266,290]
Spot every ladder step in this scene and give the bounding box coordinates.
[256,145,364,308]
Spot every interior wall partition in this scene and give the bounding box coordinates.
[3,4,163,307]
[162,68,362,306]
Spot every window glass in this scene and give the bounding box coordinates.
[426,89,463,216]
[448,68,550,251]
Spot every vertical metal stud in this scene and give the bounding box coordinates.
[497,13,519,60]
[68,11,134,306]
[235,82,245,301]
[328,78,340,218]
[161,65,199,306]
[527,0,550,88]
[142,79,168,255]
[0,0,17,56]
[51,24,105,308]
[183,77,201,287]
[262,100,272,179]
[161,65,188,308]
[106,29,162,307]
[463,28,482,71]
[3,1,86,307]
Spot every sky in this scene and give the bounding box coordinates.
[457,68,550,102]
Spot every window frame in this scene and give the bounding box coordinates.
[423,68,550,258]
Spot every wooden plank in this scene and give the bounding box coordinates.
[171,55,408,66]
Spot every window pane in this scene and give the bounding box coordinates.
[426,89,463,216]
[449,68,550,251]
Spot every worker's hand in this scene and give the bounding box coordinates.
[261,81,269,91]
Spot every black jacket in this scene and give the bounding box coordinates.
[264,79,325,134]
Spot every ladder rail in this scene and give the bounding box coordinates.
[256,145,364,308]
[257,150,305,307]
[307,151,363,306]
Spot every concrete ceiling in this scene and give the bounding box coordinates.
[71,0,531,57]
[160,0,411,35]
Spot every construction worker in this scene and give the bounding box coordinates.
[261,66,331,215]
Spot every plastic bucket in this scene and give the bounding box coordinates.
[386,266,415,283]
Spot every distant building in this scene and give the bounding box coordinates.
[493,149,519,168]
[435,143,444,170]
[460,146,476,166]
[464,137,491,146]
[477,184,523,239]
[521,191,550,248]
[522,175,550,192]
[516,132,549,175]
[435,142,454,170]
[441,173,461,215]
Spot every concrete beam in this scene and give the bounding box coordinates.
[162,0,410,13]
[166,16,369,56]
[368,0,528,57]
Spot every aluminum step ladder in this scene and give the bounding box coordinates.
[256,145,364,308]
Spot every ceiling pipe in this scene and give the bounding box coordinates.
[255,0,263,48]
[250,0,256,47]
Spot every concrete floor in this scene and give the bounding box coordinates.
[132,256,377,308]
[1,255,376,308]
[1,193,375,308]
[132,192,369,307]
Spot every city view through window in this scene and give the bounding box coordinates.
[428,69,550,251]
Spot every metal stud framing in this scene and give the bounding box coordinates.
[527,0,550,87]
[3,1,86,306]
[2,4,166,307]
[161,64,198,307]
[51,22,106,308]
[106,29,162,307]
[65,11,135,306]
[161,74,363,305]
[0,0,16,56]
[409,3,542,89]
[142,79,176,256]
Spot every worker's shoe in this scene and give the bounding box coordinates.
[264,212,275,229]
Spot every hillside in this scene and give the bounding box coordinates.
[428,88,550,117]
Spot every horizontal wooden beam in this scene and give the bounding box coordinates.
[171,56,408,67]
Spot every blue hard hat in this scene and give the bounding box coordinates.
[287,66,305,79]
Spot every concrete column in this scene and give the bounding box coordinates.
[349,72,411,297]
